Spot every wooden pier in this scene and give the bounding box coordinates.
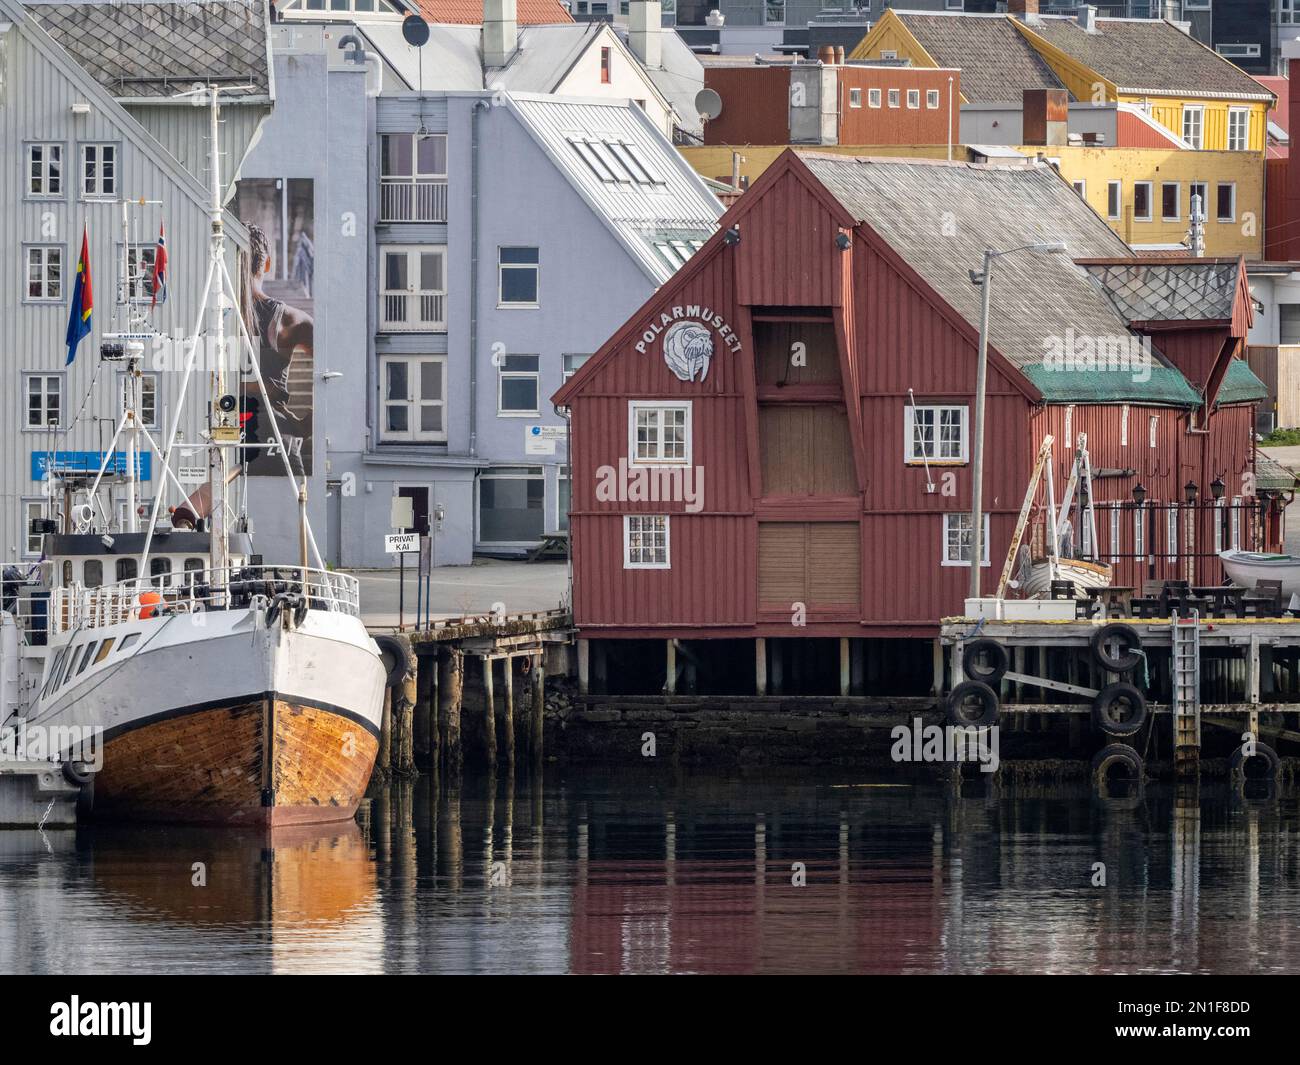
[940,612,1300,786]
[368,609,573,778]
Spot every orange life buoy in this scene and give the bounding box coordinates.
[139,590,162,620]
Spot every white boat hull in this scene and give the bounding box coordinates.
[28,607,385,826]
[1219,550,1300,599]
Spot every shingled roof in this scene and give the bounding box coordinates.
[26,0,270,99]
[1081,260,1242,323]
[894,12,1065,104]
[415,0,571,23]
[797,153,1233,407]
[1025,16,1274,101]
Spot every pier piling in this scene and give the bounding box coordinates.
[502,657,516,768]
[530,651,544,767]
[482,656,498,768]
[438,650,463,775]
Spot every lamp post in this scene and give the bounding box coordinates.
[968,241,1069,601]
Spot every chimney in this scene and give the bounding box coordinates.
[818,45,836,65]
[483,0,517,69]
[1008,0,1039,20]
[629,1,662,71]
[1077,5,1097,33]
[1022,88,1068,147]
[834,45,845,64]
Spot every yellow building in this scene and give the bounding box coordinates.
[851,10,1275,153]
[679,144,1264,258]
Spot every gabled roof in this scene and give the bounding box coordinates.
[1022,16,1274,101]
[415,0,571,23]
[24,0,271,100]
[2,0,249,238]
[892,12,1065,104]
[613,26,705,138]
[1080,259,1242,323]
[506,94,722,284]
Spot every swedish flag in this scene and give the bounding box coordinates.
[65,226,92,365]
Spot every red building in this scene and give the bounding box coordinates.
[554,152,1276,694]
[702,59,959,149]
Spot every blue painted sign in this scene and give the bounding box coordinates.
[31,451,152,481]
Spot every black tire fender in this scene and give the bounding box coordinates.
[1229,740,1281,783]
[374,633,416,688]
[1090,623,1143,673]
[962,638,1009,685]
[946,680,1000,728]
[62,760,93,788]
[1091,743,1144,788]
[1091,682,1148,738]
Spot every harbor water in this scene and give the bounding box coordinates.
[3,769,1300,975]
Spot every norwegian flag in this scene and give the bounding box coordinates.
[149,223,167,308]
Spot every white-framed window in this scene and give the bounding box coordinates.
[379,245,446,331]
[1109,505,1120,565]
[1133,504,1145,559]
[27,143,63,198]
[278,0,407,15]
[1214,496,1225,553]
[629,401,691,465]
[379,132,448,222]
[1133,182,1152,221]
[1227,108,1250,152]
[1149,414,1159,448]
[624,514,670,568]
[849,88,862,109]
[80,143,117,198]
[380,354,447,442]
[1231,495,1242,550]
[24,373,62,430]
[498,247,540,306]
[1073,180,1086,199]
[906,89,920,109]
[557,468,572,532]
[1120,404,1129,446]
[880,50,898,60]
[1181,105,1203,149]
[120,371,158,430]
[764,0,784,26]
[478,466,545,545]
[562,353,591,382]
[941,513,990,567]
[498,354,540,416]
[1166,507,1178,561]
[23,500,46,557]
[1107,180,1121,220]
[868,88,881,108]
[905,404,968,464]
[1217,43,1260,60]
[1284,0,1300,25]
[926,89,940,109]
[25,245,63,301]
[888,89,900,108]
[1161,182,1180,221]
[120,244,164,304]
[1216,182,1236,223]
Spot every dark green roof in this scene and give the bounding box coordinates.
[1020,362,1200,406]
[1216,359,1268,406]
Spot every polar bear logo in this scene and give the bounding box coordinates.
[662,320,714,382]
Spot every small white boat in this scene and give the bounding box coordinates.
[1021,557,1113,598]
[1219,549,1300,599]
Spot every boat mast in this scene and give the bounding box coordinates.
[206,84,230,587]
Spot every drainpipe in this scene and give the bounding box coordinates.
[469,97,490,459]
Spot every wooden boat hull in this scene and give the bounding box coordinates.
[1022,558,1113,598]
[88,696,379,826]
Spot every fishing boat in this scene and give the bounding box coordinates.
[3,87,384,825]
[1020,557,1113,598]
[1219,549,1300,600]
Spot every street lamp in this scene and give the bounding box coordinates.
[1131,483,1147,507]
[968,240,1070,600]
[1184,480,1198,505]
[1210,476,1226,501]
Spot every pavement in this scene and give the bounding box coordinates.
[345,558,568,628]
[1261,446,1300,554]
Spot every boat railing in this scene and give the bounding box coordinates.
[48,565,362,634]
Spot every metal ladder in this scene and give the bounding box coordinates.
[1171,610,1201,771]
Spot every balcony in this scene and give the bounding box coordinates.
[379,179,448,223]
[381,292,446,332]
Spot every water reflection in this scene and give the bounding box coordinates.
[2,770,1300,974]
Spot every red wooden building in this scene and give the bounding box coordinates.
[553,151,1278,695]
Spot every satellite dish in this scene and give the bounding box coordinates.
[402,13,430,47]
[695,88,723,120]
